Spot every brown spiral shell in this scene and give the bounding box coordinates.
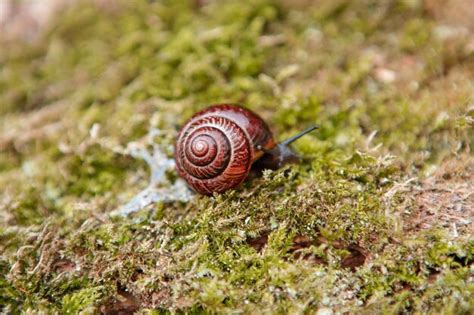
[175,104,275,195]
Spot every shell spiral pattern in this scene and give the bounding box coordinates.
[175,113,252,195]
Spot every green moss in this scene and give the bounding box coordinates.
[400,18,433,52]
[61,286,104,314]
[1,0,472,313]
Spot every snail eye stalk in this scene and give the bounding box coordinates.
[280,125,319,146]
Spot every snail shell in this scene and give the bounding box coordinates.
[175,104,275,195]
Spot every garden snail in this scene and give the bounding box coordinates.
[175,104,317,195]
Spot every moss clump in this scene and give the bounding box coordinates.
[61,286,104,314]
[0,0,472,313]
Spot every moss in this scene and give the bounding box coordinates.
[61,286,104,314]
[1,0,473,313]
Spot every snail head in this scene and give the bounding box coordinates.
[254,125,319,171]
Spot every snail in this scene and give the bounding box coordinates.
[175,104,317,195]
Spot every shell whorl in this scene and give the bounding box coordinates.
[176,111,252,194]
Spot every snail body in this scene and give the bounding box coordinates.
[175,104,317,195]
